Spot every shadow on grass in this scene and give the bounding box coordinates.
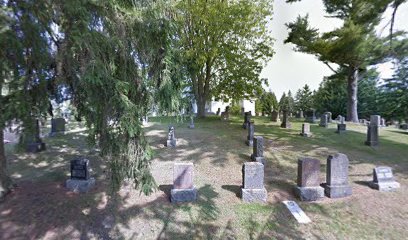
[221,185,241,198]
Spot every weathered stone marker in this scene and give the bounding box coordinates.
[365,115,380,146]
[305,109,316,123]
[51,118,66,135]
[336,116,346,133]
[246,121,254,146]
[66,158,95,193]
[300,123,312,137]
[282,201,311,224]
[270,110,279,122]
[380,118,386,127]
[25,119,46,153]
[319,114,328,127]
[369,166,400,191]
[325,112,332,123]
[243,112,251,129]
[251,136,265,165]
[171,163,197,203]
[280,111,291,129]
[188,116,195,129]
[166,126,177,147]
[241,162,267,202]
[294,158,324,201]
[324,153,352,198]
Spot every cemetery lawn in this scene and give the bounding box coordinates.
[1,116,408,239]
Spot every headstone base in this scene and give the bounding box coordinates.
[369,181,400,192]
[294,186,324,201]
[241,188,267,203]
[246,140,253,146]
[66,178,95,193]
[365,140,379,147]
[324,184,352,198]
[171,188,197,203]
[26,142,46,153]
[166,139,177,148]
[251,155,265,165]
[300,133,312,137]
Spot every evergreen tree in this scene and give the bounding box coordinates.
[294,84,313,113]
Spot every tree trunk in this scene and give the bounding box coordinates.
[196,96,206,118]
[0,130,12,200]
[347,67,359,123]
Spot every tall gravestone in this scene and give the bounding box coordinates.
[369,166,400,191]
[216,108,221,116]
[324,153,352,198]
[300,123,312,137]
[365,115,380,146]
[246,121,255,146]
[188,116,195,129]
[166,126,177,147]
[294,158,324,201]
[243,112,251,129]
[325,112,332,123]
[251,136,265,165]
[171,163,197,203]
[66,158,95,193]
[271,110,279,122]
[280,111,291,129]
[241,107,245,116]
[299,110,304,119]
[319,114,328,128]
[380,118,386,127]
[241,162,267,202]
[24,119,46,153]
[336,116,346,133]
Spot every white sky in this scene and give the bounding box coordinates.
[261,0,408,98]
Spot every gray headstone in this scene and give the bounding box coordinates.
[271,110,279,122]
[243,112,251,129]
[241,162,267,202]
[370,115,381,126]
[189,117,195,129]
[24,119,46,153]
[51,118,66,133]
[300,123,312,137]
[166,126,177,147]
[251,136,265,165]
[280,111,291,129]
[369,166,400,191]
[66,158,95,193]
[295,158,324,201]
[365,125,379,146]
[246,121,254,146]
[171,162,197,203]
[336,123,346,133]
[380,118,386,127]
[324,153,352,198]
[325,112,332,123]
[319,114,328,127]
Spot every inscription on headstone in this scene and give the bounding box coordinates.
[251,136,265,165]
[51,118,66,134]
[66,158,95,193]
[282,201,311,224]
[294,158,324,201]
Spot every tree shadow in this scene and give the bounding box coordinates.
[221,185,241,198]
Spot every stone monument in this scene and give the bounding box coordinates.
[188,116,195,129]
[369,166,400,191]
[50,118,66,136]
[171,163,197,203]
[294,158,324,201]
[251,136,265,165]
[241,162,267,202]
[166,126,177,147]
[216,108,221,116]
[300,123,312,137]
[324,153,352,198]
[271,110,279,122]
[365,115,380,146]
[336,116,346,133]
[24,119,46,153]
[280,111,291,129]
[324,112,332,123]
[242,112,251,129]
[66,158,95,193]
[246,121,254,146]
[319,114,328,128]
[380,118,386,127]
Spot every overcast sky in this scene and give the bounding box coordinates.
[261,1,408,99]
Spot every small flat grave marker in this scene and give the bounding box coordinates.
[282,200,311,224]
[369,166,400,191]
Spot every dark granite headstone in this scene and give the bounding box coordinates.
[51,118,66,133]
[300,123,312,137]
[294,158,324,201]
[241,162,267,202]
[189,116,195,129]
[216,108,221,116]
[324,153,352,198]
[171,163,197,202]
[271,110,279,122]
[280,111,291,129]
[70,158,90,180]
[24,119,46,153]
[369,166,400,191]
[243,112,251,129]
[246,121,254,146]
[251,136,265,165]
[305,109,316,123]
[365,125,379,146]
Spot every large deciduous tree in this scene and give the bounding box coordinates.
[284,0,404,122]
[177,0,274,117]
